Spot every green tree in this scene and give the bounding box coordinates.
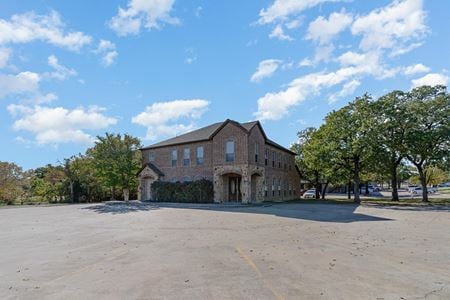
[0,161,25,204]
[318,95,374,203]
[370,91,408,200]
[88,133,142,202]
[404,85,450,202]
[31,164,66,202]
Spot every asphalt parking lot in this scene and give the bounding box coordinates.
[1,202,449,300]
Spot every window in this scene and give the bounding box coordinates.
[148,152,155,162]
[226,140,235,162]
[171,149,177,167]
[278,153,281,168]
[289,184,292,196]
[278,178,281,196]
[264,178,268,197]
[272,178,275,197]
[183,148,190,166]
[264,148,269,166]
[254,142,259,163]
[272,151,276,167]
[196,146,204,165]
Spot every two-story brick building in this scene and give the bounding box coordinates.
[137,119,302,203]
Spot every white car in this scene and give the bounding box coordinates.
[303,189,318,199]
[411,187,437,195]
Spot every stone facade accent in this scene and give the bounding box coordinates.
[137,120,302,203]
[137,165,162,201]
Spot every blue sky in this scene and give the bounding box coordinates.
[0,0,449,170]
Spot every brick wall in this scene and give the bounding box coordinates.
[142,140,214,182]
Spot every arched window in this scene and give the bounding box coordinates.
[226,140,235,162]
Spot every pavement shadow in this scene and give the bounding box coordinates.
[365,204,450,212]
[242,204,393,223]
[146,202,393,223]
[82,201,160,215]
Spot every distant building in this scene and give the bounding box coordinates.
[137,119,302,203]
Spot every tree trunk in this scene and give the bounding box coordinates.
[353,160,361,204]
[123,188,130,202]
[111,186,116,200]
[347,180,351,199]
[364,181,369,195]
[313,172,320,200]
[416,164,429,202]
[391,164,399,201]
[321,182,329,199]
[69,181,74,203]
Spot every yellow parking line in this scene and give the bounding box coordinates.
[236,246,285,300]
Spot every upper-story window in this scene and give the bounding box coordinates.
[148,152,155,162]
[226,140,235,162]
[171,149,177,167]
[196,146,204,165]
[254,142,259,163]
[264,148,269,166]
[272,151,276,167]
[183,148,190,166]
[278,153,282,168]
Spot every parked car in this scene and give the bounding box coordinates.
[408,185,418,193]
[410,187,422,195]
[410,187,437,195]
[303,189,319,199]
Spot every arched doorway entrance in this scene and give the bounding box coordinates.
[222,173,242,202]
[142,176,154,200]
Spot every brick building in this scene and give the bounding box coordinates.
[137,119,302,203]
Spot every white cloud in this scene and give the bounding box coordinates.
[351,0,427,53]
[45,55,77,80]
[97,39,115,52]
[0,71,40,99]
[306,10,353,45]
[269,25,293,41]
[328,79,360,103]
[254,50,398,120]
[0,47,11,68]
[132,99,209,140]
[251,59,282,82]
[0,10,91,51]
[184,48,197,64]
[8,104,117,145]
[404,63,430,75]
[337,51,369,67]
[411,73,449,88]
[102,51,118,67]
[95,40,118,67]
[109,0,180,36]
[258,0,341,24]
[308,45,335,66]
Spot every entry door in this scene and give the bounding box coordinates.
[145,179,152,200]
[228,176,242,202]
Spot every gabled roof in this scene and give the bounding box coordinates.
[141,119,295,155]
[137,162,164,177]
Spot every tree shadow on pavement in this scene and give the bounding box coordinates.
[365,204,450,212]
[82,201,160,214]
[146,202,393,223]
[241,203,394,223]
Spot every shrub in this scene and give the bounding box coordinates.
[152,179,214,203]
